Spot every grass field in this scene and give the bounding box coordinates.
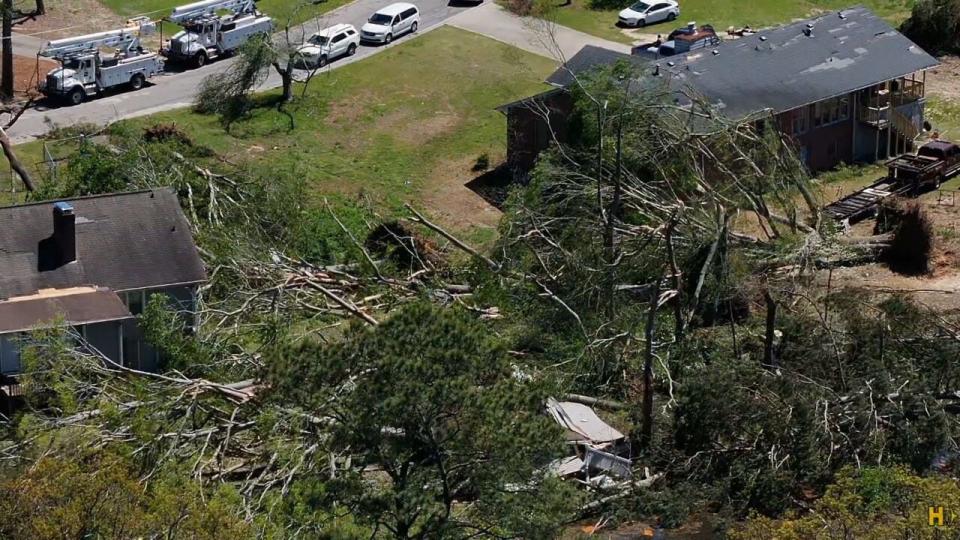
[542,0,916,45]
[106,27,554,237]
[99,0,347,26]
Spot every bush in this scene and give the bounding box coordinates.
[900,0,960,54]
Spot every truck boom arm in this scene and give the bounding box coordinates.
[40,17,156,60]
[168,0,258,23]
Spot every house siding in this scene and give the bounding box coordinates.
[793,115,855,172]
[0,284,199,377]
[506,91,574,172]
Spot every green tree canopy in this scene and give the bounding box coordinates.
[267,302,578,539]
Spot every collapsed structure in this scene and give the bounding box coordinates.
[546,398,633,485]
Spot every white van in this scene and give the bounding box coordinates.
[361,3,419,44]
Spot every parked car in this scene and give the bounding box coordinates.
[618,0,679,27]
[361,3,419,44]
[295,24,360,68]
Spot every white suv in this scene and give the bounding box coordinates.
[618,0,679,27]
[295,24,360,68]
[361,3,419,44]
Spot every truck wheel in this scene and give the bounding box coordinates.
[194,52,207,68]
[129,73,145,90]
[66,87,84,106]
[347,43,357,56]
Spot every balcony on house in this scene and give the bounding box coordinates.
[857,74,926,128]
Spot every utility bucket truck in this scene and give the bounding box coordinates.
[163,0,274,68]
[39,17,162,106]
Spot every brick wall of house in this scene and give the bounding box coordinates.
[776,97,856,172]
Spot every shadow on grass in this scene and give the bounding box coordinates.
[465,163,516,209]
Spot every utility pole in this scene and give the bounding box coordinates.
[1,0,12,101]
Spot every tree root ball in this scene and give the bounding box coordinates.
[874,198,935,275]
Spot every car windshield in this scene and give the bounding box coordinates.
[309,35,329,45]
[369,13,393,24]
[629,1,651,11]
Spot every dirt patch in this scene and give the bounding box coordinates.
[819,262,960,311]
[378,109,461,144]
[421,156,504,233]
[325,93,373,126]
[618,28,660,44]
[824,186,960,310]
[15,0,123,40]
[926,55,960,101]
[16,54,55,96]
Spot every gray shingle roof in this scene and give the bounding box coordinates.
[545,6,939,120]
[0,188,206,300]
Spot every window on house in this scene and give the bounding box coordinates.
[813,96,850,128]
[126,290,144,316]
[0,334,21,374]
[785,107,809,136]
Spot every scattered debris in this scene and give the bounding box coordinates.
[583,447,632,479]
[143,123,194,146]
[546,397,625,447]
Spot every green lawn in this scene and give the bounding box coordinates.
[100,0,347,26]
[113,27,555,237]
[542,0,916,45]
[926,96,960,142]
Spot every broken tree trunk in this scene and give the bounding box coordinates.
[639,269,663,449]
[563,393,627,411]
[763,288,777,369]
[0,126,33,191]
[1,0,11,100]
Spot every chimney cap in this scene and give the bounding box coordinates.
[53,201,74,215]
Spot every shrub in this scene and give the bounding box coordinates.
[900,0,960,55]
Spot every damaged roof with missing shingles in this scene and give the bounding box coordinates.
[546,5,939,120]
[0,288,133,334]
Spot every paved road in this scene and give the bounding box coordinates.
[448,2,629,61]
[8,0,478,143]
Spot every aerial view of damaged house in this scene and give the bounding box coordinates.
[500,6,938,174]
[0,189,206,394]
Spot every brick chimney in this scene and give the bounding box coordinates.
[53,202,76,265]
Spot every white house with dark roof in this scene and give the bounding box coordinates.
[501,6,939,172]
[0,188,206,388]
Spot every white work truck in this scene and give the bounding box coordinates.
[163,0,274,68]
[39,17,163,106]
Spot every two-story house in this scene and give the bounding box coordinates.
[0,188,206,397]
[500,6,939,174]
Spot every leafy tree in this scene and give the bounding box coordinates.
[195,33,274,128]
[267,302,578,538]
[0,451,251,539]
[732,466,960,539]
[901,0,960,55]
